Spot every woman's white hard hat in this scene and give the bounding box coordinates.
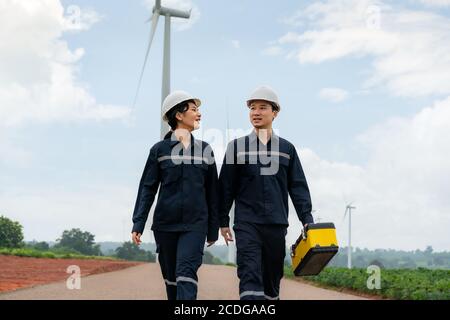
[162,90,202,121]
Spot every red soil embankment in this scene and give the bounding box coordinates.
[0,255,143,292]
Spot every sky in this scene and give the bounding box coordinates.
[1,0,449,252]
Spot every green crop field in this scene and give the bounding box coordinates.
[284,266,450,300]
[0,247,118,261]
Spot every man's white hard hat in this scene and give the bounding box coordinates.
[162,90,202,121]
[247,85,281,111]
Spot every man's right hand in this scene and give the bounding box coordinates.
[220,227,234,246]
[132,232,142,245]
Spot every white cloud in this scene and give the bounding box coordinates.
[144,0,200,31]
[0,0,129,128]
[63,5,103,32]
[286,96,450,251]
[319,87,349,102]
[416,0,450,7]
[277,0,450,97]
[231,40,240,49]
[262,46,283,56]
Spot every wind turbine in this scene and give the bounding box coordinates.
[343,203,356,269]
[133,0,192,139]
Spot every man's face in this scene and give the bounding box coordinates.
[249,100,278,129]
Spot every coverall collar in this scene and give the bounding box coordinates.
[168,131,201,148]
[249,129,279,145]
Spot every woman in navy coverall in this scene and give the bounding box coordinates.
[131,91,219,300]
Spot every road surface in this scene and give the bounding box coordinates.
[0,263,367,300]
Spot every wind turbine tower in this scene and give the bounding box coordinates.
[344,204,356,269]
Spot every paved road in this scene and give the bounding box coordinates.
[0,263,367,300]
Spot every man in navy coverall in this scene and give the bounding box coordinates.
[219,86,314,300]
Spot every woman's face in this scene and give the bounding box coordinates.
[176,101,201,131]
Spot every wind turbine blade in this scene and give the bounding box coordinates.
[342,207,348,222]
[132,11,160,108]
[155,0,161,10]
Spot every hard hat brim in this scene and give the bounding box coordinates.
[246,99,280,111]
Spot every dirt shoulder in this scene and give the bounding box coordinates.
[0,255,143,293]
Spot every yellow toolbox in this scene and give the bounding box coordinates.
[291,223,339,276]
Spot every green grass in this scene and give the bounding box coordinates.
[284,265,450,300]
[225,262,237,267]
[0,247,118,261]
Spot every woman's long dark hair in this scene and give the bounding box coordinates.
[163,99,194,139]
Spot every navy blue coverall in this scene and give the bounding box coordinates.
[219,131,314,300]
[132,133,219,300]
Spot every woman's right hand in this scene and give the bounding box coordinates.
[132,232,142,245]
[220,227,233,246]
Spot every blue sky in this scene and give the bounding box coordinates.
[1,0,450,251]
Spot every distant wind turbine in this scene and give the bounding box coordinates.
[133,0,192,139]
[343,203,356,269]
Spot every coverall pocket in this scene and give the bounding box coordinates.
[160,160,180,185]
[241,163,259,176]
[275,156,290,176]
[192,162,208,185]
[279,156,290,167]
[238,174,255,194]
[193,162,208,171]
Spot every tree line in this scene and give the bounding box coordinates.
[0,215,155,262]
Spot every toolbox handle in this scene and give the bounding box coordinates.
[291,224,311,257]
[301,227,307,240]
[291,227,307,258]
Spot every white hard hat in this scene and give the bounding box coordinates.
[162,90,202,121]
[247,85,281,111]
